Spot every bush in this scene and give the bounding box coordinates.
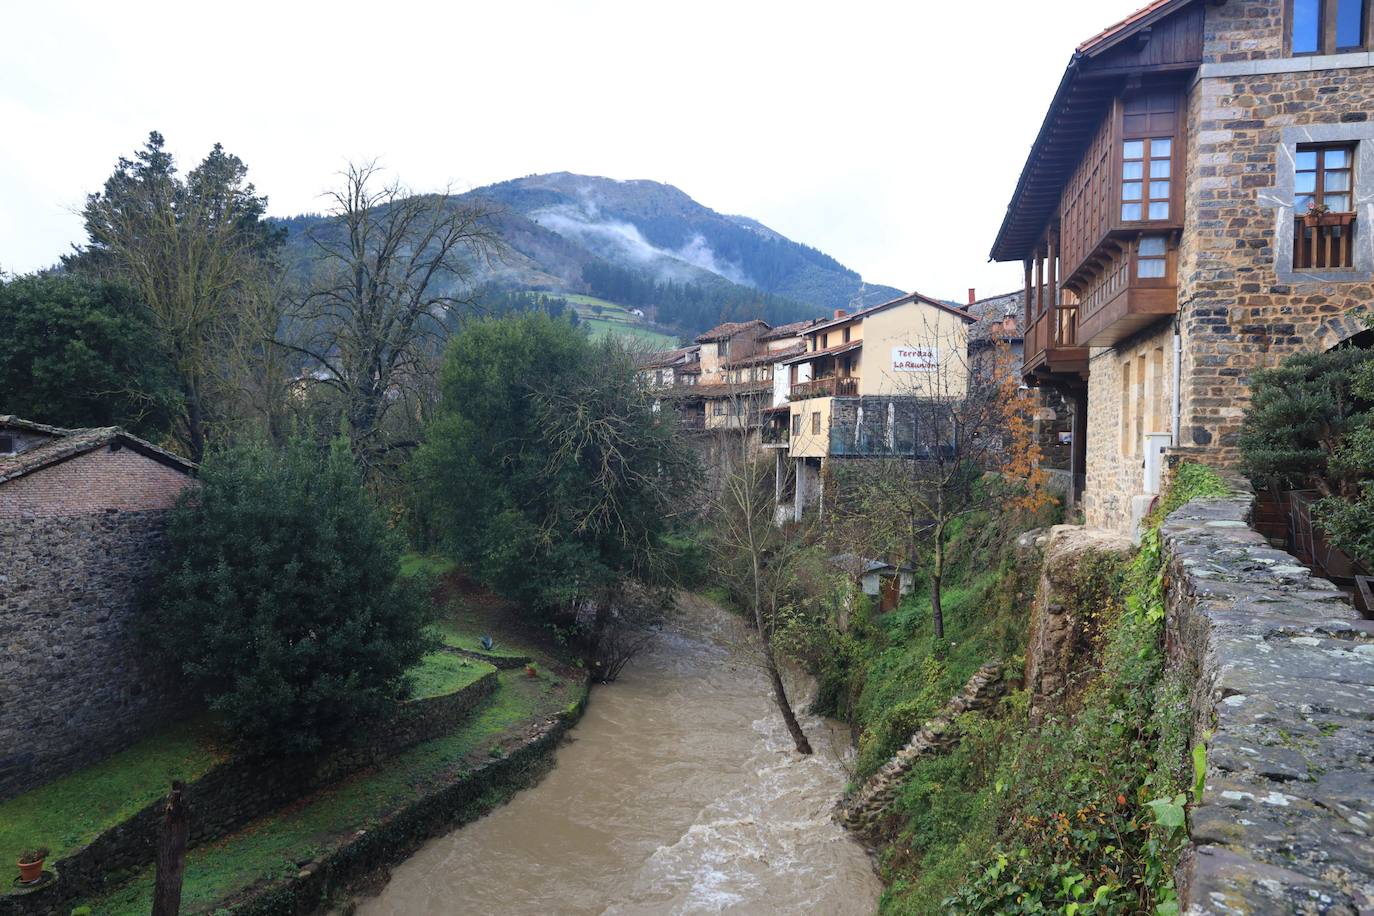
[145,436,434,754]
[1239,345,1374,567]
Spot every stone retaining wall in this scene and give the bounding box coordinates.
[222,681,591,916]
[1161,489,1374,914]
[0,671,498,916]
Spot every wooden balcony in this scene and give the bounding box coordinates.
[789,376,858,400]
[1077,284,1177,347]
[1023,305,1088,382]
[761,423,789,447]
[1295,213,1355,270]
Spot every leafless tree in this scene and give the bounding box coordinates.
[282,162,503,473]
[838,332,1047,642]
[705,385,815,755]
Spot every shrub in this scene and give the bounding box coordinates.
[145,435,434,754]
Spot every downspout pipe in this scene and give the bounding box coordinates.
[1171,312,1182,446]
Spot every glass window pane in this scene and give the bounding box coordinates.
[1292,0,1321,52]
[1296,193,1316,210]
[1148,202,1170,220]
[1295,172,1317,193]
[1336,0,1364,47]
[1326,193,1351,211]
[1123,182,1143,201]
[1296,150,1319,170]
[1138,259,1167,278]
[1139,236,1167,256]
[1122,203,1143,221]
[1326,170,1351,191]
[1123,161,1144,179]
[1150,160,1171,178]
[1325,147,1350,168]
[1123,140,1145,160]
[1151,137,1172,158]
[1150,181,1171,199]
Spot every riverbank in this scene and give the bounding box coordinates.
[354,596,881,915]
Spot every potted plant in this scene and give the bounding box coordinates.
[16,847,48,884]
[1303,202,1331,227]
[524,663,538,678]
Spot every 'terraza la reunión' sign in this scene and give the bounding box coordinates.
[891,346,938,372]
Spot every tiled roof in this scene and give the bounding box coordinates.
[781,339,863,366]
[759,319,823,341]
[724,342,805,369]
[0,415,73,437]
[637,345,699,370]
[1077,0,1187,54]
[965,290,1026,342]
[695,319,769,343]
[803,291,975,336]
[660,381,771,399]
[0,420,196,485]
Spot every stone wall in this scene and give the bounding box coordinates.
[1161,488,1374,913]
[0,672,499,916]
[1082,324,1176,534]
[1175,0,1374,469]
[0,508,189,800]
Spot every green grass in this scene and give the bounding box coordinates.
[398,552,457,579]
[432,621,529,659]
[582,316,679,346]
[0,719,226,863]
[407,652,495,699]
[83,670,578,915]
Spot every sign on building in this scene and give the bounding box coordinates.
[892,346,938,372]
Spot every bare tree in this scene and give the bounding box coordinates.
[840,336,1048,642]
[705,385,815,755]
[282,162,502,472]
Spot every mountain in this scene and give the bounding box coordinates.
[274,173,904,336]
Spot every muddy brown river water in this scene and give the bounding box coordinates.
[356,601,881,915]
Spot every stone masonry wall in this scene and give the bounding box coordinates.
[1175,0,1374,469]
[0,509,189,800]
[1161,488,1374,914]
[1083,324,1176,534]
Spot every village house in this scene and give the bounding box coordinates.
[636,344,700,392]
[0,416,197,800]
[993,0,1374,536]
[779,292,975,519]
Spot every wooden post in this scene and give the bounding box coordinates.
[152,781,190,916]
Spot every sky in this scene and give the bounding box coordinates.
[0,0,1149,304]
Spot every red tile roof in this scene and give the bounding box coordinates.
[694,319,769,343]
[803,291,975,337]
[781,339,864,366]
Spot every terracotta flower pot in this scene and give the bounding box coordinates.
[17,857,44,884]
[524,664,537,678]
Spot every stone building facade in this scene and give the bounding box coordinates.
[992,0,1374,536]
[0,419,196,799]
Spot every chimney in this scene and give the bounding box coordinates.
[967,288,977,305]
[833,308,846,319]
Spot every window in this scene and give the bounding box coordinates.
[713,401,725,416]
[1294,143,1357,269]
[822,333,830,349]
[811,412,821,435]
[1137,236,1168,279]
[1120,361,1134,456]
[716,341,728,358]
[1122,137,1172,222]
[842,327,851,343]
[0,435,13,455]
[1296,144,1354,213]
[1290,0,1369,53]
[792,413,801,436]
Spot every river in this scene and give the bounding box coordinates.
[356,599,881,915]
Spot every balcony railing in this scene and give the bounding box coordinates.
[789,376,858,400]
[1295,213,1355,270]
[761,424,789,446]
[676,413,705,430]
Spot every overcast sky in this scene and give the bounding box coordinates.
[1,0,1146,303]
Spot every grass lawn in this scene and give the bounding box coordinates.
[582,317,679,347]
[0,719,227,864]
[398,552,457,579]
[408,652,495,699]
[431,621,529,660]
[82,669,580,915]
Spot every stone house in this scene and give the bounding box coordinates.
[0,416,197,800]
[992,0,1374,536]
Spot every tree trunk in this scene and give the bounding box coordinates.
[931,523,945,641]
[764,651,813,755]
[152,781,190,916]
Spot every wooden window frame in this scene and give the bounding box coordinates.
[1296,142,1356,213]
[1286,0,1373,55]
[811,411,821,435]
[1115,92,1182,230]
